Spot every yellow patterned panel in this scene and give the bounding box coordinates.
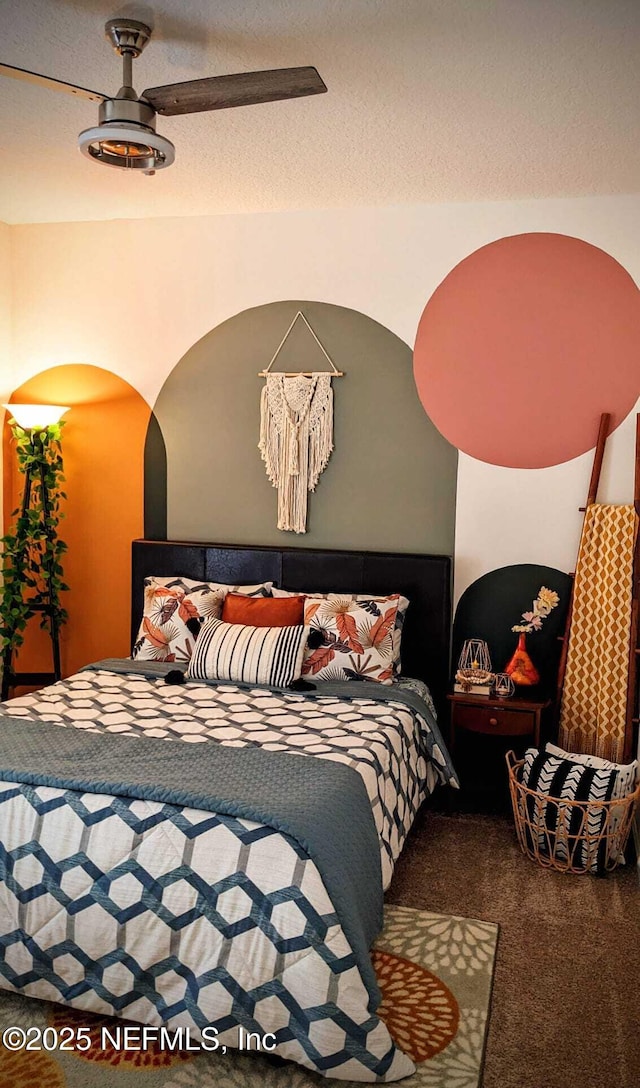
[559,504,638,763]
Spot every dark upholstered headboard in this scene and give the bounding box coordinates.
[131,540,452,713]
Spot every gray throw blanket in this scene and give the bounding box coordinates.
[0,700,383,1009]
[85,657,458,787]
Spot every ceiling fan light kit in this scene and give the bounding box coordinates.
[78,123,175,172]
[1,15,326,177]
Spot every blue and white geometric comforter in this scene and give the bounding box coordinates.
[0,663,456,1081]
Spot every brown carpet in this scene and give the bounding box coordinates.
[386,807,640,1088]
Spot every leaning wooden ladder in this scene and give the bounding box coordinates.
[555,412,640,764]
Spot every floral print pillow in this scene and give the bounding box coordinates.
[132,576,272,663]
[301,595,400,684]
[273,588,409,676]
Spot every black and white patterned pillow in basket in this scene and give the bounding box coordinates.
[521,747,629,875]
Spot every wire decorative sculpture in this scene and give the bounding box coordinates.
[455,638,494,692]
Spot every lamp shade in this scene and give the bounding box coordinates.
[3,404,69,428]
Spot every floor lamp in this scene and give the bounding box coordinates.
[0,403,69,701]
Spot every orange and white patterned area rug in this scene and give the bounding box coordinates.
[0,905,498,1088]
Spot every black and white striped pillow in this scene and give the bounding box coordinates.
[521,748,618,874]
[187,618,309,687]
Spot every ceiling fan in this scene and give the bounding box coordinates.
[0,17,327,175]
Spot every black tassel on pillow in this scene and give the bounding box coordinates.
[288,677,316,691]
[165,669,186,685]
[307,628,324,649]
[185,617,202,640]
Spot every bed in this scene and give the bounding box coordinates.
[0,540,457,1082]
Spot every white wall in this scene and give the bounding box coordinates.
[0,220,11,401]
[8,194,640,600]
[0,220,12,519]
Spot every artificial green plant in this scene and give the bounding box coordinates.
[0,420,69,655]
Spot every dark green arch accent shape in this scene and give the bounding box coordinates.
[144,412,167,540]
[453,564,573,698]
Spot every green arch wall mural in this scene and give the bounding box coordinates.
[144,300,458,556]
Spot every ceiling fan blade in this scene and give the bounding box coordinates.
[0,62,104,102]
[142,66,327,117]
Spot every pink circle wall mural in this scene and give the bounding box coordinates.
[413,233,640,468]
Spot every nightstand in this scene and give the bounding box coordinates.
[447,691,551,757]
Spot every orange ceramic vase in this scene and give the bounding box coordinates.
[504,632,540,686]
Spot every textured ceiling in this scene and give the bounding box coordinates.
[0,0,639,224]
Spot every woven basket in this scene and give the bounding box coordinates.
[506,750,640,875]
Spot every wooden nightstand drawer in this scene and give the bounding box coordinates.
[447,692,551,757]
[452,702,536,737]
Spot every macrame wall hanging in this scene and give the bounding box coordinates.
[258,311,343,533]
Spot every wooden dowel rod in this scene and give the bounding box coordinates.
[586,411,610,505]
[555,573,575,716]
[634,413,640,514]
[624,414,640,761]
[624,594,638,763]
[258,371,344,377]
[585,412,610,507]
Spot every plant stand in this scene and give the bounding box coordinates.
[1,424,66,701]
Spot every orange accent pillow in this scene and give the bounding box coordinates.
[222,593,306,627]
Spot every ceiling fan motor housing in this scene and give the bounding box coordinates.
[99,97,156,128]
[79,94,175,171]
